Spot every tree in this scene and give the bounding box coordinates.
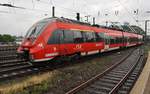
[0,34,16,42]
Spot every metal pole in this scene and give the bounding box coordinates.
[76,13,80,21]
[106,21,108,27]
[145,20,150,43]
[145,20,147,38]
[93,17,95,25]
[52,6,55,17]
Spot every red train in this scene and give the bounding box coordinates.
[17,17,143,63]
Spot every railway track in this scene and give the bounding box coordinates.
[0,45,144,90]
[66,47,145,94]
[0,45,20,61]
[0,45,18,51]
[0,61,64,81]
[0,47,133,82]
[0,45,32,81]
[0,45,64,81]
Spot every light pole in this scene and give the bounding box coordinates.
[105,13,108,27]
[135,19,150,43]
[145,20,150,43]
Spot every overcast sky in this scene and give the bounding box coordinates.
[0,0,150,36]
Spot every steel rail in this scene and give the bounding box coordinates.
[66,48,136,94]
[109,50,143,94]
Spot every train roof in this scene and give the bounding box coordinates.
[42,17,143,35]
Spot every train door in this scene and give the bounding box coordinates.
[104,34,110,50]
[126,37,130,46]
[46,30,63,58]
[121,31,125,47]
[59,30,76,56]
[81,31,97,53]
[73,31,84,54]
[95,32,105,50]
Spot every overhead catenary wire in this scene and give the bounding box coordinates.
[112,11,138,33]
[0,0,145,27]
[0,9,51,18]
[0,3,51,13]
[107,4,145,34]
[116,0,141,27]
[35,0,79,13]
[35,0,95,19]
[0,0,116,24]
[0,3,25,9]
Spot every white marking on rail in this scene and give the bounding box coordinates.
[3,74,8,77]
[33,68,38,70]
[12,72,17,75]
[27,69,32,71]
[20,71,25,73]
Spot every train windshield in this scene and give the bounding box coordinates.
[25,21,48,38]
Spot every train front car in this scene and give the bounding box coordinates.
[17,18,57,63]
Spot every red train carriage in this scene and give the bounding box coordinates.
[17,17,143,63]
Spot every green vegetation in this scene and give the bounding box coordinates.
[0,34,16,43]
[144,44,150,55]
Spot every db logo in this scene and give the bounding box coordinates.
[76,45,81,49]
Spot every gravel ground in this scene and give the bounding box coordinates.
[43,48,134,94]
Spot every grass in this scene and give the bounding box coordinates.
[144,44,150,53]
[0,72,54,94]
[0,49,127,94]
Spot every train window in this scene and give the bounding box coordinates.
[25,21,48,38]
[92,32,96,42]
[110,37,116,44]
[47,29,63,44]
[104,35,110,44]
[63,30,74,43]
[81,32,86,42]
[95,32,104,42]
[116,37,122,43]
[115,37,118,43]
[124,37,128,43]
[73,31,84,43]
[106,36,110,44]
[120,37,123,43]
[83,32,95,42]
